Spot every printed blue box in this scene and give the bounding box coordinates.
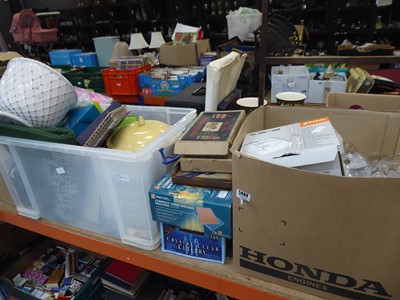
[138,70,205,97]
[71,52,99,67]
[60,104,100,136]
[49,49,83,66]
[161,222,226,264]
[149,173,232,239]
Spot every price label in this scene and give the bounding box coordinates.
[236,189,251,205]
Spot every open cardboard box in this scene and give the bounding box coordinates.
[159,39,210,66]
[326,92,400,112]
[232,105,400,300]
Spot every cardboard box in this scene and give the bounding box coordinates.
[232,105,400,300]
[160,39,211,66]
[270,65,310,103]
[138,70,204,97]
[160,223,226,264]
[326,92,400,112]
[149,173,232,239]
[308,72,347,104]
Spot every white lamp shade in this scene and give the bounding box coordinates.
[128,33,149,50]
[149,31,166,49]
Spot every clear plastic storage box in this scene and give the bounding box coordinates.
[0,105,196,250]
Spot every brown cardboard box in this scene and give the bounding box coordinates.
[326,92,400,112]
[160,39,210,66]
[232,105,400,300]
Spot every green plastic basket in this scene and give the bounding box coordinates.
[63,67,106,93]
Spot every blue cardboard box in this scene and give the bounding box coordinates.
[161,222,226,264]
[138,70,205,97]
[149,173,232,239]
[49,49,83,66]
[60,104,100,136]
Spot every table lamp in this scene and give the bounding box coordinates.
[149,31,166,49]
[109,41,133,67]
[128,33,149,55]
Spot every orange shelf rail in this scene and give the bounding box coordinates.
[0,208,291,300]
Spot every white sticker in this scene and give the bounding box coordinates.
[56,167,66,175]
[118,174,130,182]
[236,189,251,205]
[217,190,228,198]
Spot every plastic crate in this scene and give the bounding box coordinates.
[0,105,196,250]
[64,67,106,93]
[49,49,83,65]
[71,52,99,67]
[102,64,152,96]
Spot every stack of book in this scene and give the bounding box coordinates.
[173,110,246,188]
[100,259,149,299]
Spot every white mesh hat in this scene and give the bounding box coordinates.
[0,57,77,127]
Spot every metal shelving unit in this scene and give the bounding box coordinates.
[257,0,400,106]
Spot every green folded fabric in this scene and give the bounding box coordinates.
[0,122,76,144]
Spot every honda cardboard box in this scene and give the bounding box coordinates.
[326,92,400,112]
[232,105,400,300]
[160,39,211,66]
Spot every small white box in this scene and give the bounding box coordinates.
[270,65,309,103]
[308,72,347,104]
[0,106,196,250]
[240,116,341,171]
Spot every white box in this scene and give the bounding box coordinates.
[308,72,347,104]
[240,116,341,171]
[270,65,309,103]
[0,106,196,250]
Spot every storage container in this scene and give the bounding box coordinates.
[63,67,106,93]
[93,36,119,67]
[0,105,196,250]
[49,49,83,66]
[0,238,107,300]
[71,52,99,67]
[102,65,152,96]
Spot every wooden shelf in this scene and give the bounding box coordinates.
[0,202,325,300]
[263,55,400,65]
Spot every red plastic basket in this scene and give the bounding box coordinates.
[101,64,152,96]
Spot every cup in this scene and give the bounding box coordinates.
[275,92,306,106]
[236,97,267,114]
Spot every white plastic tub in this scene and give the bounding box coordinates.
[0,105,196,250]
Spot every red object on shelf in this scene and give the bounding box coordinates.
[102,64,152,96]
[105,259,145,285]
[107,94,140,104]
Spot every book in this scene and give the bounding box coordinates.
[171,164,232,189]
[77,101,130,147]
[105,260,146,286]
[100,264,149,298]
[174,110,246,157]
[45,269,64,288]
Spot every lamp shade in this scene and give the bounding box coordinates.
[149,31,166,49]
[128,33,149,50]
[109,41,133,67]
